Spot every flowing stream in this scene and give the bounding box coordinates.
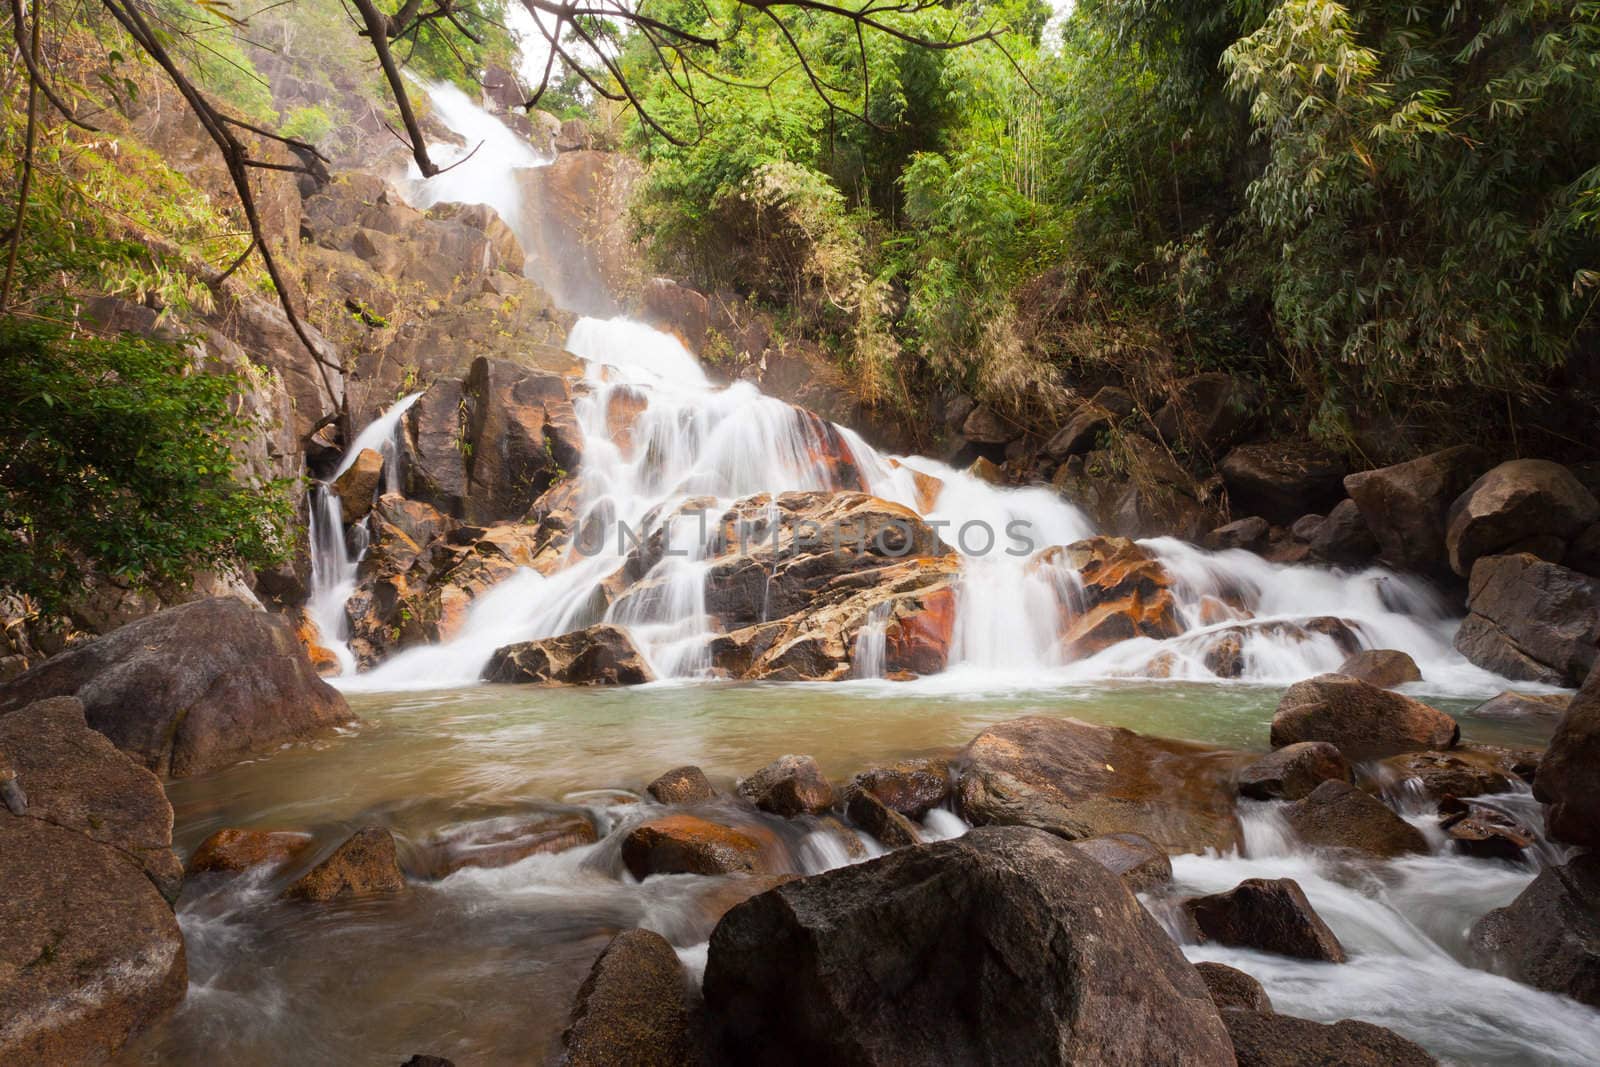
[123,87,1600,1065]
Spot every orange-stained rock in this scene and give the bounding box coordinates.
[1196,595,1250,626]
[604,385,649,458]
[281,826,406,902]
[885,458,945,512]
[187,828,314,877]
[295,613,342,677]
[620,814,781,878]
[882,585,957,675]
[1062,588,1184,659]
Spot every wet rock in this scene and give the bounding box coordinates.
[1379,749,1515,803]
[845,789,921,848]
[646,765,717,805]
[562,928,695,1066]
[1470,690,1569,721]
[412,812,597,878]
[1221,1011,1438,1066]
[1446,459,1599,576]
[186,828,313,877]
[0,818,187,1064]
[1048,536,1185,657]
[281,826,406,902]
[484,624,654,686]
[1336,648,1422,688]
[1183,878,1347,962]
[1220,442,1347,525]
[1196,962,1272,1013]
[737,754,834,817]
[1152,372,1259,454]
[1308,498,1379,565]
[1470,853,1600,1008]
[1454,553,1600,686]
[0,598,354,779]
[1202,632,1244,678]
[845,757,950,816]
[0,697,182,900]
[1237,742,1351,801]
[956,716,1244,854]
[1069,831,1173,892]
[1441,806,1535,863]
[1343,445,1486,575]
[1204,516,1271,553]
[621,814,778,878]
[1281,781,1428,858]
[1270,674,1458,760]
[702,826,1235,1065]
[332,447,384,524]
[1535,666,1600,848]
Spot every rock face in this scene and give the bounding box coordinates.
[646,765,717,805]
[1470,854,1600,1008]
[1221,1011,1438,1066]
[1281,781,1428,858]
[0,818,187,1064]
[1336,649,1421,688]
[1195,962,1272,1013]
[1445,459,1599,576]
[0,598,354,778]
[1183,878,1347,962]
[1343,445,1485,574]
[562,929,695,1067]
[1270,674,1458,760]
[1220,442,1347,525]
[621,815,777,878]
[281,826,406,902]
[956,716,1243,854]
[483,624,654,686]
[737,755,834,817]
[1454,553,1600,686]
[1534,666,1600,848]
[186,828,313,877]
[701,827,1235,1066]
[1237,742,1351,801]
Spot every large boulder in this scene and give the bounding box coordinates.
[701,827,1235,1065]
[1183,878,1347,962]
[0,598,354,778]
[1221,1011,1437,1066]
[956,716,1244,854]
[483,624,654,686]
[1470,853,1600,1008]
[1270,674,1457,760]
[1236,742,1351,801]
[0,818,186,1063]
[1454,553,1600,686]
[562,928,696,1066]
[1044,537,1185,657]
[1445,459,1599,576]
[1336,649,1421,688]
[1535,666,1600,848]
[1343,445,1485,574]
[1220,441,1347,525]
[1281,781,1428,858]
[332,447,384,524]
[1308,498,1379,565]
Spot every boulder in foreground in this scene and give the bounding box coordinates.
[562,928,696,1066]
[1270,674,1457,760]
[0,598,354,778]
[1470,853,1600,1008]
[702,826,1234,1065]
[484,623,654,685]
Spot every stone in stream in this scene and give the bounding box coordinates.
[1068,831,1173,893]
[1269,674,1458,760]
[1195,962,1273,1013]
[0,598,355,778]
[281,826,406,902]
[1280,781,1428,859]
[1470,853,1600,1008]
[1048,536,1185,658]
[956,716,1245,854]
[736,754,834,817]
[1237,742,1351,801]
[1377,748,1517,804]
[1469,690,1569,722]
[1342,444,1486,576]
[1440,806,1535,863]
[561,928,697,1067]
[702,826,1235,1065]
[1221,1010,1438,1066]
[186,828,315,877]
[484,623,655,686]
[1453,553,1600,686]
[646,764,717,805]
[1336,648,1422,688]
[621,814,779,878]
[1445,459,1600,577]
[1535,664,1600,848]
[845,788,921,848]
[1183,878,1347,963]
[411,812,597,878]
[843,756,951,817]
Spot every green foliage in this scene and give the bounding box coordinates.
[0,318,293,610]
[399,0,520,92]
[280,104,336,144]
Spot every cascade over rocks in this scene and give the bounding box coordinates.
[1470,853,1600,1008]
[1343,445,1486,575]
[1445,459,1599,576]
[1269,674,1458,760]
[1183,878,1347,963]
[956,716,1245,853]
[1281,781,1428,858]
[1044,536,1185,657]
[1237,742,1351,801]
[701,826,1235,1066]
[0,598,354,778]
[1378,749,1518,804]
[1534,666,1600,848]
[411,812,598,878]
[484,624,654,686]
[562,929,697,1067]
[1454,553,1600,686]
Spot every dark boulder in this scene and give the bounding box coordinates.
[1441,806,1535,863]
[0,598,354,778]
[1270,674,1457,760]
[1454,553,1600,686]
[562,928,696,1066]
[961,405,1015,445]
[1336,649,1422,689]
[1045,402,1112,459]
[1308,498,1379,565]
[1446,459,1599,576]
[1471,853,1600,1008]
[1237,742,1351,801]
[1152,373,1259,454]
[1281,781,1428,858]
[736,754,834,817]
[1069,831,1173,892]
[646,765,717,805]
[484,624,654,686]
[1343,445,1486,575]
[846,789,921,848]
[1204,516,1271,553]
[1195,962,1272,1013]
[702,826,1235,1065]
[1535,666,1600,848]
[281,826,406,902]
[1220,442,1347,525]
[1183,878,1347,962]
[1221,1011,1437,1066]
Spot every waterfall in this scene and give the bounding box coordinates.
[851,603,890,679]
